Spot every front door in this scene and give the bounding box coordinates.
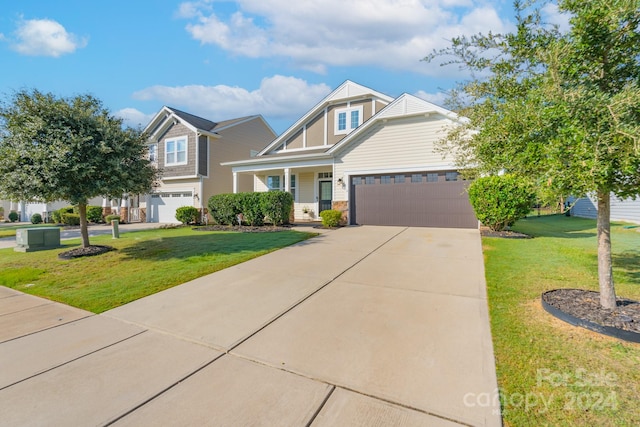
[319,181,332,213]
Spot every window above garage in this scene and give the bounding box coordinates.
[165,136,188,166]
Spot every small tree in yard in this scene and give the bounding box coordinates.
[425,0,640,309]
[0,89,158,248]
[468,175,536,232]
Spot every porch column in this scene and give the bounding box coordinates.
[102,198,112,217]
[284,168,290,192]
[120,195,129,223]
[232,172,238,194]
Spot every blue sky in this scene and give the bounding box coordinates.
[0,0,562,134]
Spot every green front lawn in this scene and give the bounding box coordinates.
[0,227,315,313]
[484,215,640,425]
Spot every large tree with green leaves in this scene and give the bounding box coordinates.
[0,89,158,248]
[426,0,640,309]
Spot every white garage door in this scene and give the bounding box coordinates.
[148,192,193,223]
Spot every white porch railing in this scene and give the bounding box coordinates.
[129,208,141,223]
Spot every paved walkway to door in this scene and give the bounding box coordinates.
[0,226,501,426]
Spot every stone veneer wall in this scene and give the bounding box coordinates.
[332,201,349,225]
[119,207,128,224]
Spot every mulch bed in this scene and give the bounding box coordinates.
[58,245,115,260]
[543,289,640,334]
[480,226,531,239]
[194,225,294,233]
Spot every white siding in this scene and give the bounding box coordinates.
[333,115,457,201]
[572,195,640,224]
[294,172,317,220]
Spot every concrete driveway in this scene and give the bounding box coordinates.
[0,226,501,426]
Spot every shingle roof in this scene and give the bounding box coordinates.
[168,107,218,132]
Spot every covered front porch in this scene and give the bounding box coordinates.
[232,166,336,222]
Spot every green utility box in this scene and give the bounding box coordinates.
[14,227,62,252]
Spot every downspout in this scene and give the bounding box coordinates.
[200,176,205,224]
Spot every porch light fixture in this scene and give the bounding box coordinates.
[337,177,344,185]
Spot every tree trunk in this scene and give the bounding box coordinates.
[596,190,616,309]
[78,202,91,248]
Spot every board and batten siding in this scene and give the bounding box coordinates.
[572,195,640,224]
[333,115,457,201]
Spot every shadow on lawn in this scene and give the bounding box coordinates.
[515,215,597,239]
[118,230,322,261]
[613,250,640,285]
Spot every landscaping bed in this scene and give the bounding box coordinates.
[194,225,293,233]
[58,245,115,260]
[542,289,640,340]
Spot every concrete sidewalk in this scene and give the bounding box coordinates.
[0,226,501,426]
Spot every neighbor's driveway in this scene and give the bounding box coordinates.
[0,226,500,426]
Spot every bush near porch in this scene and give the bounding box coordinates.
[208,191,293,226]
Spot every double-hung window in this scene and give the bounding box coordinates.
[266,174,297,199]
[334,106,363,135]
[267,175,281,191]
[165,136,187,166]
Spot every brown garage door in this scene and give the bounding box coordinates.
[350,171,477,228]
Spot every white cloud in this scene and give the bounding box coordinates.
[414,90,448,106]
[541,3,572,34]
[131,75,331,121]
[115,108,155,129]
[11,18,87,57]
[179,0,512,75]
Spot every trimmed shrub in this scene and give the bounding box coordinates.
[86,205,104,223]
[105,214,120,223]
[208,193,240,225]
[319,209,342,228]
[30,213,43,224]
[467,174,536,231]
[175,206,199,225]
[8,211,19,222]
[260,191,293,226]
[238,192,264,226]
[208,191,293,226]
[61,213,80,226]
[52,206,74,224]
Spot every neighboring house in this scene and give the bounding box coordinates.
[570,195,640,224]
[0,199,102,222]
[132,107,276,223]
[224,80,478,228]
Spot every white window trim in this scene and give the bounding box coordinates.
[148,143,158,163]
[165,135,188,166]
[334,105,363,135]
[266,174,297,201]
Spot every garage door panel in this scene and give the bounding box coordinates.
[352,175,477,229]
[148,192,193,223]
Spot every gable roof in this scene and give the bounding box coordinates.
[328,93,467,155]
[256,80,395,156]
[222,92,467,169]
[169,107,217,132]
[143,106,274,141]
